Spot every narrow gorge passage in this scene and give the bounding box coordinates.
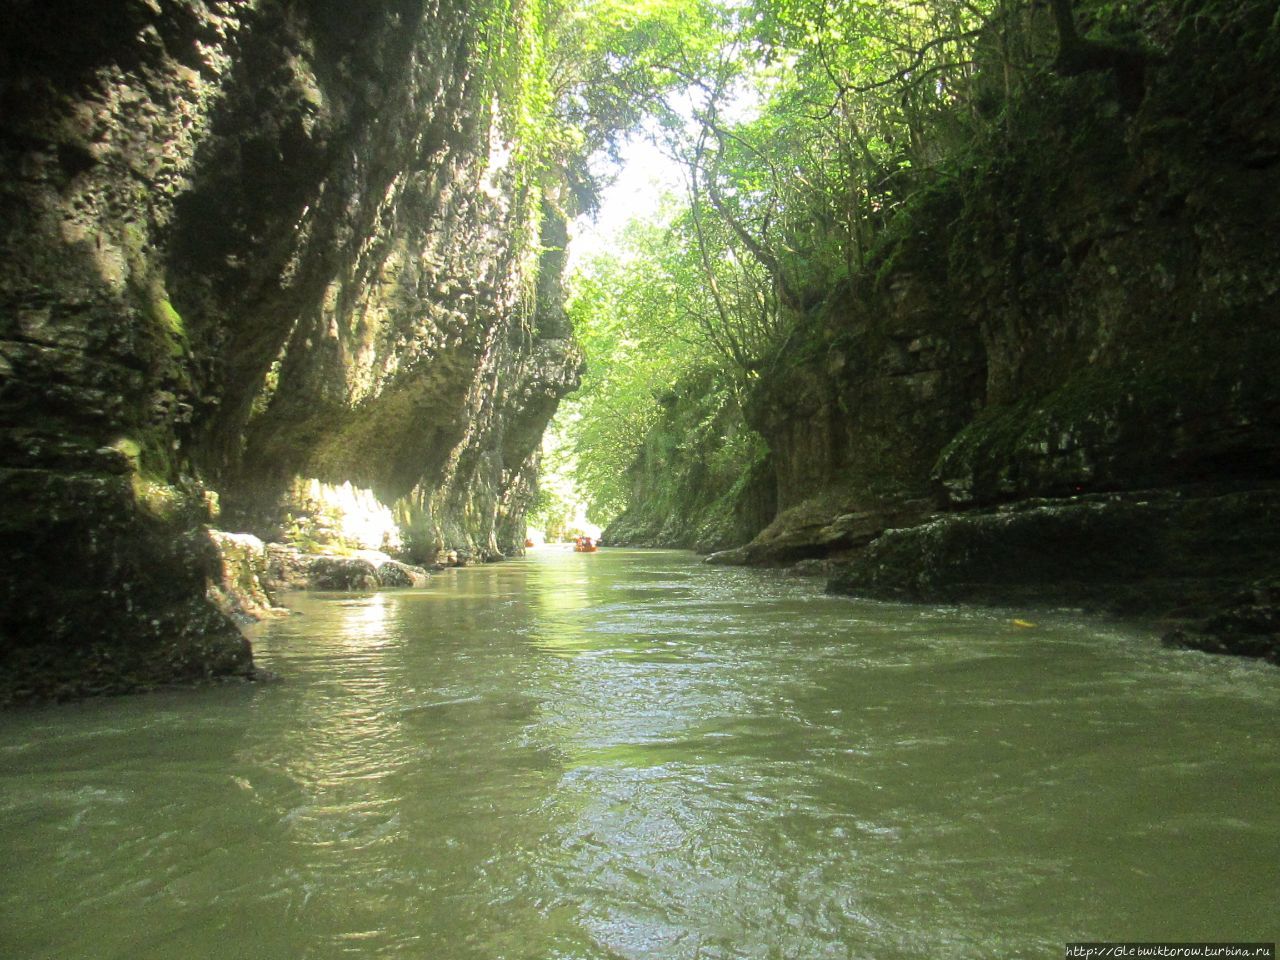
[3,0,1279,955]
[3,549,1278,959]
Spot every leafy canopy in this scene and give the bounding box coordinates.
[520,0,1079,524]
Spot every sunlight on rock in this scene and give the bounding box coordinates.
[292,478,403,552]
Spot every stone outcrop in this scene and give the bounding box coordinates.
[207,531,284,624]
[705,0,1280,661]
[0,1,580,703]
[259,544,431,592]
[829,489,1280,661]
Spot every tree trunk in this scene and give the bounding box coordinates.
[1047,0,1147,109]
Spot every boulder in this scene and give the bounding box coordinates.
[264,543,313,591]
[377,561,430,588]
[826,488,1280,663]
[207,530,283,623]
[307,557,379,591]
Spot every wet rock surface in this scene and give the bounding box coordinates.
[305,558,381,592]
[1162,580,1280,665]
[826,488,1280,661]
[376,561,430,589]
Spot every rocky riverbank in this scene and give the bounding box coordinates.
[207,530,440,624]
[639,0,1280,664]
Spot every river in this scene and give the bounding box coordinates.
[2,548,1278,958]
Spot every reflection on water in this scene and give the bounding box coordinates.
[2,548,1279,959]
[339,593,393,646]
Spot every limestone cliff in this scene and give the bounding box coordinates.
[0,0,580,703]
[710,0,1280,660]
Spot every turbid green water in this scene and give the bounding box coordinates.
[2,548,1278,959]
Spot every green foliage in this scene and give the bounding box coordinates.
[558,199,779,525]
[525,482,577,540]
[547,0,727,161]
[559,209,694,521]
[683,0,1008,309]
[479,0,726,190]
[523,0,1099,527]
[526,425,597,539]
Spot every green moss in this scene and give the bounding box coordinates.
[149,297,189,358]
[866,177,965,291]
[130,472,182,521]
[152,298,184,336]
[248,356,283,420]
[110,436,143,467]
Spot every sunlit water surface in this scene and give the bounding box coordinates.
[2,549,1278,959]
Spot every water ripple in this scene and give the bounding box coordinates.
[2,549,1278,958]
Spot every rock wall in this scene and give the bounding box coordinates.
[601,371,775,553]
[715,0,1280,659]
[0,0,580,703]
